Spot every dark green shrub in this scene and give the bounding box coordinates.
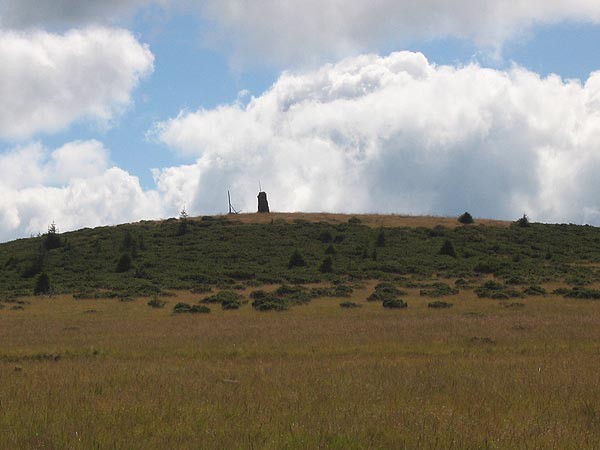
[428,301,453,309]
[383,298,408,309]
[439,239,457,257]
[523,285,546,296]
[348,217,362,224]
[429,225,446,237]
[222,298,242,310]
[560,287,600,300]
[319,231,333,243]
[115,254,132,273]
[340,301,361,308]
[251,293,288,311]
[147,298,166,308]
[458,212,474,225]
[319,256,333,273]
[476,280,523,299]
[333,234,346,244]
[334,285,353,297]
[368,282,405,301]
[288,250,306,268]
[325,244,336,255]
[173,303,210,313]
[33,273,51,295]
[202,290,243,304]
[420,282,459,297]
[514,214,530,228]
[44,222,62,250]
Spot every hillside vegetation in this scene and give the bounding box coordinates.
[0,213,599,298]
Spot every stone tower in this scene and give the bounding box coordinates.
[257,191,270,213]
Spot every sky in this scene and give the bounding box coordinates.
[2,1,600,241]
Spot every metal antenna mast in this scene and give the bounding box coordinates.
[228,190,240,214]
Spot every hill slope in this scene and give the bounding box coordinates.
[1,213,599,297]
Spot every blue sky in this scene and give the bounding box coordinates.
[40,15,600,188]
[2,1,600,241]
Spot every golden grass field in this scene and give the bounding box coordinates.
[2,280,600,449]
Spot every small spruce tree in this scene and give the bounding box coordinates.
[439,239,457,258]
[116,253,133,273]
[319,256,333,273]
[177,207,189,235]
[44,222,62,250]
[458,212,474,225]
[34,273,52,295]
[288,250,306,268]
[376,228,386,247]
[515,214,530,228]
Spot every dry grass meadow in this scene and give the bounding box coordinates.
[209,212,511,229]
[2,281,600,449]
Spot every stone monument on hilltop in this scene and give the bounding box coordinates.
[257,191,270,213]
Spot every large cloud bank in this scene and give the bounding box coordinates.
[199,0,600,64]
[0,141,162,241]
[3,1,600,64]
[0,27,153,140]
[154,51,600,225]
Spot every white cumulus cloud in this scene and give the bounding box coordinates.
[153,51,600,225]
[0,27,154,140]
[199,0,600,65]
[0,140,164,241]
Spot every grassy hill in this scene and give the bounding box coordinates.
[1,212,600,298]
[4,213,600,448]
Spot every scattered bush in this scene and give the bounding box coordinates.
[333,285,353,297]
[325,244,336,255]
[559,287,600,300]
[319,256,333,273]
[383,298,408,309]
[475,280,523,299]
[115,254,133,273]
[429,225,446,237]
[348,217,362,224]
[318,231,333,243]
[202,290,244,304]
[288,250,306,268]
[251,292,288,311]
[368,282,406,301]
[147,298,166,308]
[222,298,242,310]
[514,214,530,228]
[340,301,361,308]
[458,212,475,225]
[173,303,210,314]
[420,282,459,297]
[428,301,453,309]
[439,240,457,258]
[333,234,346,244]
[523,285,547,296]
[33,273,51,295]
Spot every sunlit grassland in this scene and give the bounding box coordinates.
[2,282,600,449]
